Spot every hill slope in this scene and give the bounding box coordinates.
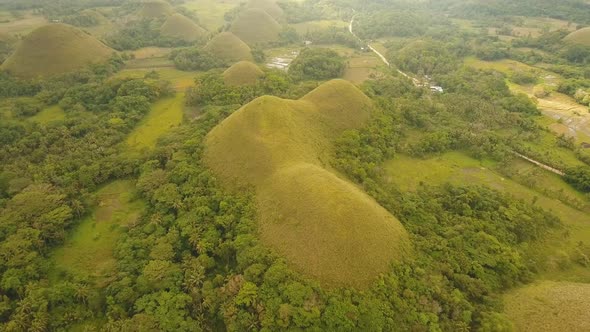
[204,32,253,63]
[564,27,590,46]
[138,0,174,19]
[160,13,207,42]
[205,80,409,287]
[222,61,264,86]
[229,8,281,45]
[1,24,114,77]
[247,0,284,21]
[504,281,590,332]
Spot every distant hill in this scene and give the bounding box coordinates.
[564,27,590,46]
[204,32,253,63]
[246,0,284,21]
[204,79,410,287]
[222,61,264,86]
[229,8,281,45]
[1,24,114,78]
[138,0,174,19]
[160,13,207,42]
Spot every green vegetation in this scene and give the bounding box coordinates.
[247,0,284,21]
[160,13,207,42]
[504,281,590,332]
[203,32,253,63]
[229,8,281,46]
[126,93,185,150]
[222,61,264,86]
[289,48,345,80]
[205,80,409,286]
[1,23,114,77]
[29,105,65,124]
[51,180,145,281]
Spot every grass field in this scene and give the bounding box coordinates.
[205,80,410,287]
[343,54,384,84]
[291,20,347,34]
[51,181,144,283]
[0,12,47,36]
[125,93,185,150]
[503,281,590,332]
[115,68,199,91]
[161,13,207,42]
[565,27,590,46]
[29,105,66,124]
[130,47,172,59]
[222,61,264,86]
[205,31,253,62]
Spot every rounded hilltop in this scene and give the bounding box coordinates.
[138,0,174,19]
[160,13,207,42]
[204,32,253,63]
[246,0,284,20]
[204,80,410,287]
[222,61,265,86]
[1,24,114,78]
[564,27,590,46]
[229,8,281,45]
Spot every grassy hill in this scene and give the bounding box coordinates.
[229,8,281,45]
[205,80,410,287]
[564,27,590,46]
[204,32,253,63]
[504,281,590,332]
[1,24,114,78]
[160,13,207,42]
[138,0,174,19]
[246,0,284,21]
[222,61,264,86]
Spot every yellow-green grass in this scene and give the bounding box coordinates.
[0,13,47,36]
[29,105,65,124]
[125,93,184,150]
[504,281,590,332]
[565,27,590,46]
[229,8,281,46]
[222,61,264,86]
[130,47,173,59]
[115,68,198,91]
[160,13,207,42]
[181,0,239,31]
[1,24,114,78]
[246,0,284,21]
[291,20,347,34]
[138,0,174,19]
[124,57,175,69]
[51,181,145,283]
[204,32,253,63]
[205,80,410,287]
[343,55,383,84]
[464,56,538,75]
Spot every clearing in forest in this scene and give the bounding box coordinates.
[51,181,144,282]
[125,93,185,150]
[205,80,410,287]
[29,105,66,124]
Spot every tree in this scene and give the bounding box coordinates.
[289,48,345,81]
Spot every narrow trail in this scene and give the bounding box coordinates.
[512,152,565,176]
[348,15,418,85]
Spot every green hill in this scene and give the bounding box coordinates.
[247,0,284,21]
[222,61,264,86]
[204,32,253,63]
[204,80,410,287]
[564,27,590,46]
[138,0,174,19]
[504,281,590,332]
[229,8,281,45]
[160,13,207,42]
[1,24,114,78]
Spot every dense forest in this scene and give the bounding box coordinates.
[1,0,590,331]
